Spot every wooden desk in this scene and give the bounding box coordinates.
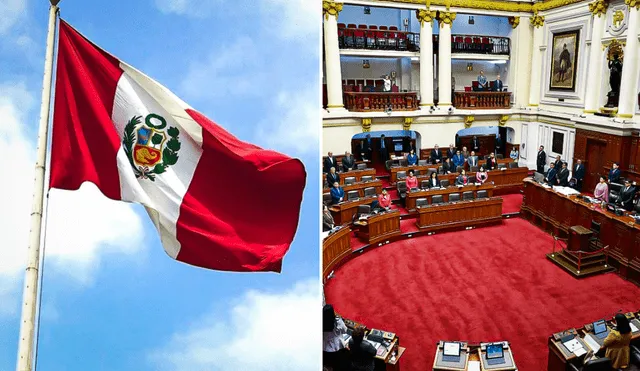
[327,168,376,184]
[330,196,377,225]
[322,226,351,282]
[416,197,503,232]
[397,167,528,193]
[521,179,640,285]
[453,91,511,109]
[568,226,593,252]
[405,183,496,211]
[323,180,382,198]
[390,164,433,183]
[340,317,406,371]
[432,342,517,371]
[354,210,402,245]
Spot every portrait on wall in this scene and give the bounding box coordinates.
[549,30,580,91]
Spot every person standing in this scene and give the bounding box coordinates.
[486,152,498,171]
[326,167,340,188]
[431,144,442,164]
[379,134,388,162]
[468,151,479,168]
[557,162,570,187]
[446,144,456,160]
[461,146,469,159]
[617,180,636,211]
[330,182,345,204]
[554,155,563,171]
[509,147,519,161]
[349,327,376,371]
[537,145,547,174]
[477,70,488,90]
[452,150,465,169]
[545,162,557,186]
[455,169,469,186]
[472,136,480,153]
[494,74,503,91]
[407,149,418,166]
[342,152,355,172]
[442,158,454,174]
[594,176,609,203]
[573,159,585,191]
[323,305,349,371]
[602,313,633,370]
[406,170,419,190]
[609,162,621,184]
[476,166,488,184]
[363,134,372,161]
[383,75,391,92]
[324,152,337,173]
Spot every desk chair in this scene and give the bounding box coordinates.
[441,180,450,188]
[470,166,479,172]
[509,162,519,169]
[477,190,488,198]
[344,177,356,185]
[364,187,376,197]
[397,181,407,200]
[609,182,623,203]
[385,160,393,171]
[416,198,428,208]
[438,165,443,173]
[496,154,504,159]
[498,163,507,170]
[357,205,371,216]
[568,357,611,371]
[432,195,444,204]
[418,159,428,166]
[414,169,421,176]
[462,191,474,200]
[589,220,605,251]
[323,193,332,205]
[399,159,408,167]
[347,190,359,201]
[357,163,367,170]
[421,180,430,189]
[361,175,373,182]
[449,193,461,202]
[590,221,601,239]
[456,166,463,172]
[397,171,407,180]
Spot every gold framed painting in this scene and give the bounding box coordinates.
[549,30,580,91]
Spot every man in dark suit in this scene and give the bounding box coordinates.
[363,134,372,160]
[330,182,345,205]
[617,180,636,211]
[609,162,621,184]
[494,74,503,91]
[472,136,480,153]
[446,144,456,160]
[537,145,547,174]
[557,162,570,186]
[468,151,479,168]
[486,152,498,170]
[379,134,388,162]
[326,167,340,188]
[554,155,563,171]
[324,152,337,173]
[430,144,442,164]
[342,152,355,172]
[545,162,557,186]
[573,159,585,191]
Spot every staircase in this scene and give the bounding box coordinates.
[546,249,615,278]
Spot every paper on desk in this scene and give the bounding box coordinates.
[468,361,481,371]
[563,339,583,353]
[573,347,587,357]
[583,334,600,353]
[631,322,639,333]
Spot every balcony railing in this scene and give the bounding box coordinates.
[344,92,419,112]
[450,34,510,55]
[337,24,420,51]
[453,91,512,109]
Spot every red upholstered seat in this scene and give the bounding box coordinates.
[358,24,368,29]
[338,23,346,29]
[369,25,378,30]
[347,24,357,29]
[389,26,398,31]
[379,25,388,30]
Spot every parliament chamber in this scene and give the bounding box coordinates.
[322,0,640,370]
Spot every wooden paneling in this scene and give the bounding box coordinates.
[322,227,352,282]
[355,210,402,245]
[416,197,503,231]
[323,180,382,197]
[458,134,497,158]
[406,182,495,210]
[329,196,378,225]
[453,91,511,109]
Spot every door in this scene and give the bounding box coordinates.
[584,139,606,192]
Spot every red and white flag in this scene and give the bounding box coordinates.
[49,20,306,272]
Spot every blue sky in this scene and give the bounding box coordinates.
[0,0,320,370]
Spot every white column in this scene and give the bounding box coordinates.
[509,16,533,108]
[584,1,608,113]
[618,4,640,118]
[437,11,456,106]
[528,14,545,107]
[323,2,346,112]
[417,10,436,108]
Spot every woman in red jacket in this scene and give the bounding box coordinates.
[377,189,392,210]
[406,169,418,190]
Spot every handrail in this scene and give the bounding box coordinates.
[552,234,609,272]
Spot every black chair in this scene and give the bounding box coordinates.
[323,193,332,205]
[438,166,443,173]
[418,159,428,166]
[344,177,356,185]
[449,193,461,202]
[415,198,428,207]
[509,162,519,169]
[397,181,407,199]
[361,175,373,182]
[421,180,430,189]
[385,160,393,171]
[477,190,488,198]
[347,190,359,201]
[590,220,601,238]
[462,191,474,200]
[414,170,420,176]
[364,187,376,197]
[356,163,367,170]
[498,163,507,169]
[456,166,464,172]
[496,154,504,159]
[432,195,444,204]
[357,205,371,215]
[397,171,407,180]
[470,166,479,172]
[609,182,623,203]
[568,357,611,371]
[441,180,450,188]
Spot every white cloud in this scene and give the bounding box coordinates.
[0,81,145,315]
[0,0,26,36]
[255,87,319,155]
[149,278,320,371]
[259,0,320,42]
[154,0,220,17]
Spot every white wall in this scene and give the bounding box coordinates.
[451,60,509,91]
[339,5,403,28]
[341,57,415,91]
[519,121,576,170]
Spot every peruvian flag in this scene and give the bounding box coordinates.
[49,20,306,272]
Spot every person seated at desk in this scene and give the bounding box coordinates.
[406,169,419,190]
[323,205,335,232]
[602,313,633,370]
[468,151,479,168]
[428,171,441,188]
[407,149,418,166]
[617,179,637,211]
[327,167,340,188]
[349,326,376,371]
[545,162,558,186]
[447,144,456,160]
[557,162,570,187]
[377,189,392,210]
[431,144,442,164]
[494,74,504,92]
[476,166,488,184]
[455,169,469,186]
[594,176,609,203]
[609,162,621,184]
[442,158,454,174]
[331,182,345,204]
[323,304,349,371]
[342,151,355,172]
[453,150,465,169]
[486,152,498,171]
[510,147,519,161]
[324,151,337,173]
[477,70,488,90]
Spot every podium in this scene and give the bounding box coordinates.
[568,226,593,252]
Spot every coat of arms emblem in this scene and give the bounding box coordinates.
[123,113,181,181]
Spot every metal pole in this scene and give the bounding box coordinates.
[16,3,59,371]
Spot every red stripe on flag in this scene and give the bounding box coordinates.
[176,110,306,272]
[49,20,124,199]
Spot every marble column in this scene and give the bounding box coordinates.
[528,13,545,107]
[584,0,609,113]
[323,1,346,112]
[509,16,533,108]
[437,11,456,106]
[618,0,640,118]
[417,9,437,108]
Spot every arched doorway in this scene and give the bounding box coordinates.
[351,130,422,169]
[455,126,515,158]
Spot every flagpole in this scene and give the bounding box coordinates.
[16,2,60,371]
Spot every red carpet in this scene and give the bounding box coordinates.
[325,218,640,371]
[500,193,523,214]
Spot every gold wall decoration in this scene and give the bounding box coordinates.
[403,117,413,131]
[606,39,624,62]
[626,0,640,10]
[361,118,372,132]
[588,0,609,17]
[464,115,474,128]
[322,1,343,20]
[613,9,625,26]
[531,13,545,28]
[438,11,457,27]
[416,9,437,24]
[508,16,520,29]
[498,115,510,126]
[364,0,584,14]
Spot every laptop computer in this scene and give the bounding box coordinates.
[442,342,461,363]
[593,319,609,339]
[486,343,505,365]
